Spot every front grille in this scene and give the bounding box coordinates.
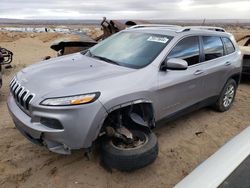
[9,78,35,112]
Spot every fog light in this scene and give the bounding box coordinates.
[40,118,63,130]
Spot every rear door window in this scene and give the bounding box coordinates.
[168,36,200,66]
[202,36,224,61]
[222,37,235,55]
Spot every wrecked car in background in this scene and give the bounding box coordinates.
[49,17,150,56]
[49,35,97,57]
[238,35,250,75]
[0,47,13,89]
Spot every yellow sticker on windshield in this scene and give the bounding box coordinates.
[147,36,169,43]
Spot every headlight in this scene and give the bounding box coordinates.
[40,92,100,106]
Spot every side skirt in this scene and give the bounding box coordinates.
[156,96,218,127]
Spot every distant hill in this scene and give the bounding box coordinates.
[152,19,250,26]
[0,18,250,26]
[0,18,101,25]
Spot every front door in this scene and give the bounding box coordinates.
[156,36,206,120]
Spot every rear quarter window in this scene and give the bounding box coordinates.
[202,36,224,61]
[222,37,235,55]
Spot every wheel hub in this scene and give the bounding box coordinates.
[111,131,148,150]
[223,84,235,108]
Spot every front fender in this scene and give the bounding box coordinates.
[88,97,156,145]
[99,91,157,113]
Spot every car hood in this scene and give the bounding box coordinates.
[16,53,135,99]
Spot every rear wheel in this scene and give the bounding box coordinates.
[101,129,158,171]
[214,79,237,112]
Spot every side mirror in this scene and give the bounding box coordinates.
[160,58,188,71]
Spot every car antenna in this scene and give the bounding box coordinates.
[202,18,206,26]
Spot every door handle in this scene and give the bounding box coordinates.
[194,70,204,75]
[225,61,231,66]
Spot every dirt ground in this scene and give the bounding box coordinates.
[0,30,250,188]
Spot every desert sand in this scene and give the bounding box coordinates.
[0,30,250,188]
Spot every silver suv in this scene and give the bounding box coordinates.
[7,25,242,171]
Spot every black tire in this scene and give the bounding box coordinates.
[101,130,158,171]
[214,79,237,112]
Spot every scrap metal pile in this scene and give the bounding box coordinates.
[49,17,149,56]
[0,47,13,66]
[0,47,13,88]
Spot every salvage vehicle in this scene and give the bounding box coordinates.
[0,47,13,89]
[49,34,97,57]
[49,17,149,56]
[241,48,250,75]
[7,25,242,171]
[175,126,250,188]
[238,35,250,75]
[0,50,2,88]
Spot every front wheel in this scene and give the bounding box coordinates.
[214,79,237,112]
[101,129,158,171]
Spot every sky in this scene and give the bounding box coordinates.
[0,0,250,20]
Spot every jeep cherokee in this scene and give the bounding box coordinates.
[7,25,242,171]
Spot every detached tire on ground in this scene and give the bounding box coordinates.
[214,79,237,112]
[101,130,158,171]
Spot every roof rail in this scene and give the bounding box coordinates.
[129,24,181,29]
[176,26,226,33]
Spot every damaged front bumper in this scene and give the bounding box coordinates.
[7,94,107,154]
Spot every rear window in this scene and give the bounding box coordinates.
[202,36,224,61]
[222,37,235,55]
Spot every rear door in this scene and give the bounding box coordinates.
[157,36,206,120]
[200,36,237,99]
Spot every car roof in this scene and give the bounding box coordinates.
[125,27,179,36]
[125,25,232,38]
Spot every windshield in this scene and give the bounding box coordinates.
[85,32,173,69]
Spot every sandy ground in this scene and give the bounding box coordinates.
[0,31,250,188]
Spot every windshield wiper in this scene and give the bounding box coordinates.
[84,50,120,66]
[92,55,120,66]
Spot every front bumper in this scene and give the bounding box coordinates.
[7,94,107,154]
